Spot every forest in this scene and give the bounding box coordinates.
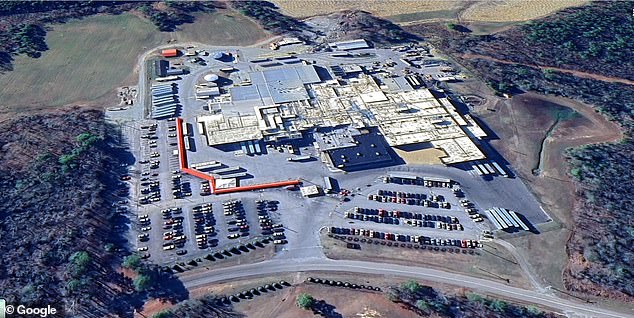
[230,1,309,36]
[406,1,634,300]
[436,2,634,81]
[0,108,125,315]
[0,108,187,316]
[387,280,555,317]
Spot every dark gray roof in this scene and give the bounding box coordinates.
[327,130,393,170]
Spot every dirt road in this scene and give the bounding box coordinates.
[461,54,634,86]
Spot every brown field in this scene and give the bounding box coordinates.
[460,0,588,22]
[461,85,623,291]
[271,0,587,24]
[0,10,268,114]
[393,146,444,164]
[321,233,531,289]
[236,282,416,318]
[271,0,460,19]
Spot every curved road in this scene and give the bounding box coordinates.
[180,258,632,318]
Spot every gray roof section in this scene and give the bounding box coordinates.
[330,39,369,51]
[261,65,321,84]
[230,65,320,106]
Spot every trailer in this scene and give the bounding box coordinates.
[214,166,241,175]
[191,161,221,170]
[483,163,497,175]
[151,112,173,119]
[183,137,191,150]
[494,207,515,228]
[323,176,334,194]
[491,161,508,177]
[406,75,421,87]
[153,104,176,111]
[217,172,248,179]
[152,96,175,103]
[152,108,176,115]
[509,210,530,231]
[151,83,175,88]
[247,141,255,154]
[151,85,174,91]
[152,91,175,97]
[497,207,520,228]
[287,155,312,162]
[156,75,179,82]
[472,164,485,176]
[197,122,205,135]
[182,121,189,136]
[400,58,412,67]
[485,209,505,230]
[476,164,490,175]
[486,209,508,229]
[254,140,261,154]
[240,142,249,154]
[152,101,176,108]
[151,86,173,91]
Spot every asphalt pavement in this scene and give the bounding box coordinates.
[180,258,633,318]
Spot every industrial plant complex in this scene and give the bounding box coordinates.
[109,39,550,275]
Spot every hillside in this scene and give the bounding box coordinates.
[406,2,634,301]
[448,2,634,81]
[0,107,182,316]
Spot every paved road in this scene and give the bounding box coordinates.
[180,258,632,318]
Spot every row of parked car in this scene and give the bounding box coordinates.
[328,226,481,248]
[353,207,459,223]
[344,212,399,225]
[138,123,162,205]
[256,200,285,242]
[161,207,187,255]
[171,172,192,199]
[192,203,217,250]
[367,194,450,208]
[459,199,484,222]
[223,200,249,240]
[403,219,464,230]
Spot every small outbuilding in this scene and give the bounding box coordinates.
[161,49,179,58]
[300,185,322,198]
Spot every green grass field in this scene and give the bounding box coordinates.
[174,11,268,45]
[0,10,268,113]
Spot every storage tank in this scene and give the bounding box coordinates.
[212,52,224,60]
[203,73,219,82]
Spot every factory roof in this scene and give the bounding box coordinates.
[329,39,370,51]
[327,129,393,170]
[300,185,321,197]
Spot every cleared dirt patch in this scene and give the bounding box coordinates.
[271,0,460,19]
[236,282,416,318]
[393,146,444,165]
[460,0,588,22]
[321,233,530,289]
[271,0,586,25]
[470,90,622,291]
